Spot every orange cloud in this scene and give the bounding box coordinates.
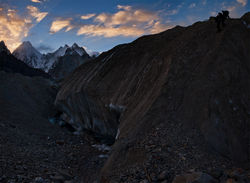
[77,25,144,37]
[77,5,171,38]
[27,6,48,22]
[81,13,96,20]
[237,0,247,6]
[0,8,33,52]
[31,0,42,3]
[150,21,174,34]
[50,19,74,34]
[51,5,172,38]
[95,6,158,26]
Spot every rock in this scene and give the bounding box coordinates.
[50,174,65,181]
[172,172,218,183]
[56,140,65,145]
[139,180,148,183]
[158,170,169,181]
[34,177,45,183]
[64,181,73,183]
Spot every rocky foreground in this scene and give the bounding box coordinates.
[0,13,250,183]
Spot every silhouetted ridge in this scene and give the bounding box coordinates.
[0,51,49,78]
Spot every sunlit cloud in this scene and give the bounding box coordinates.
[81,13,96,20]
[27,6,48,22]
[94,6,158,26]
[51,5,171,38]
[150,21,174,34]
[77,25,145,37]
[0,7,32,51]
[237,0,248,6]
[31,0,42,3]
[221,1,245,17]
[50,19,74,34]
[76,5,171,38]
[117,5,132,11]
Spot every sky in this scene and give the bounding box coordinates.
[0,0,249,54]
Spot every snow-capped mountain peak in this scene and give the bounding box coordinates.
[12,42,92,73]
[71,43,87,56]
[13,41,43,68]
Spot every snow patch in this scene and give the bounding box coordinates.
[109,103,125,113]
[242,20,250,29]
[115,128,120,140]
[98,154,109,158]
[92,144,111,152]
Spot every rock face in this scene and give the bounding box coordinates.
[48,46,91,80]
[55,13,250,181]
[0,41,11,54]
[0,71,56,123]
[13,41,43,68]
[0,47,49,78]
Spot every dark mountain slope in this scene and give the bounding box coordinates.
[48,47,91,80]
[55,13,250,182]
[0,51,49,78]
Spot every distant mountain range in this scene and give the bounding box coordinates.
[13,41,96,73]
[0,41,49,78]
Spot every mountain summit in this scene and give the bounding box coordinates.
[0,41,11,55]
[13,41,43,68]
[12,42,91,78]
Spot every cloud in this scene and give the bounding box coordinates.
[52,5,172,38]
[76,5,170,38]
[117,5,132,11]
[27,6,48,22]
[31,0,42,3]
[165,9,178,16]
[189,3,196,8]
[237,0,247,6]
[0,7,33,52]
[77,25,145,37]
[210,11,217,16]
[150,21,174,34]
[202,0,207,5]
[94,7,158,26]
[81,13,96,20]
[50,19,74,34]
[36,44,54,53]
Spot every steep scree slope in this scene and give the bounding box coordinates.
[55,13,250,181]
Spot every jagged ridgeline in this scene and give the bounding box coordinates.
[12,42,92,80]
[55,12,250,181]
